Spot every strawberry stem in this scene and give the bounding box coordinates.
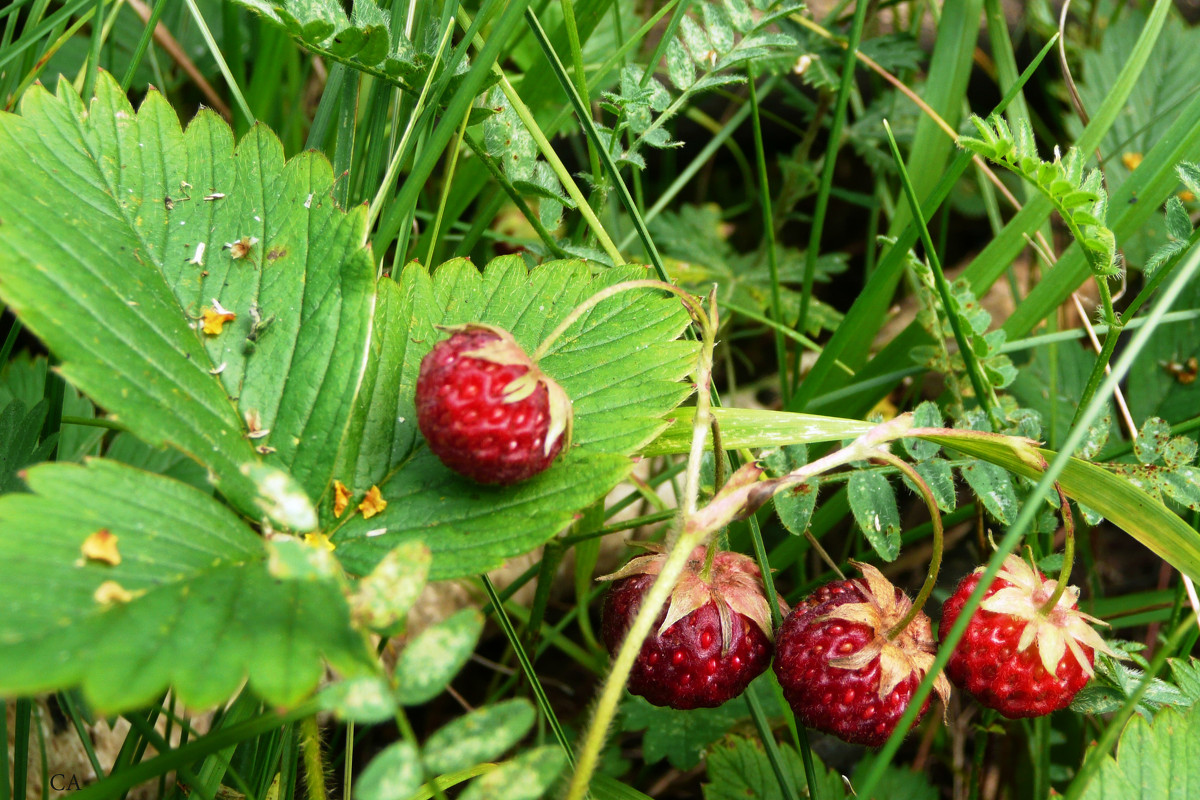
[530,279,710,363]
[875,451,944,640]
[1039,484,1076,614]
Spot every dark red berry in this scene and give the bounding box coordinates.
[600,548,780,710]
[939,555,1116,719]
[415,324,571,486]
[773,563,949,747]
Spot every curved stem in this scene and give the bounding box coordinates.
[1040,484,1076,613]
[530,279,710,363]
[874,452,944,639]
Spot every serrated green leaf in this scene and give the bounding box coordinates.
[702,735,846,800]
[333,257,697,580]
[0,72,374,529]
[848,469,901,561]
[357,742,422,800]
[1077,703,1200,800]
[395,608,483,706]
[422,698,537,775]
[0,459,375,712]
[1168,657,1200,702]
[458,746,567,800]
[959,459,1019,524]
[620,687,750,769]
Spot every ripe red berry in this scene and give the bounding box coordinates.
[600,547,782,710]
[938,555,1117,719]
[773,562,950,747]
[415,323,572,486]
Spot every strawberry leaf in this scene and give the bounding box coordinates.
[0,459,376,712]
[1076,702,1200,799]
[0,72,375,528]
[332,257,698,580]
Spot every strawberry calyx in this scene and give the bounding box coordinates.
[975,555,1119,679]
[598,545,782,653]
[436,323,573,457]
[817,561,952,706]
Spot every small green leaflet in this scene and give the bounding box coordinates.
[0,459,376,712]
[848,468,901,561]
[458,746,567,800]
[395,608,484,706]
[762,445,819,535]
[357,742,423,800]
[422,698,537,775]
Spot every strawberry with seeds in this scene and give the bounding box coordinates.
[773,562,951,747]
[938,554,1118,718]
[416,323,572,486]
[600,546,783,710]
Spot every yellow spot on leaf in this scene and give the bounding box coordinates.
[1121,152,1143,170]
[304,533,336,552]
[81,528,120,566]
[94,580,133,605]
[202,299,236,335]
[334,480,351,518]
[359,486,387,519]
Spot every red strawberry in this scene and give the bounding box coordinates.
[415,323,572,486]
[600,547,783,710]
[773,562,950,747]
[939,555,1117,719]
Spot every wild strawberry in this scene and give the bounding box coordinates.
[773,562,950,747]
[415,323,572,486]
[600,547,783,710]
[938,555,1118,719]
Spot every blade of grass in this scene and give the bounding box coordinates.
[372,0,525,258]
[80,0,105,100]
[884,119,1002,430]
[524,7,667,277]
[748,69,790,403]
[0,0,90,78]
[182,0,254,123]
[790,31,1057,411]
[479,575,574,766]
[853,236,1200,798]
[745,689,805,800]
[332,66,357,210]
[797,0,868,349]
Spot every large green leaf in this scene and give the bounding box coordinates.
[1077,703,1200,800]
[0,71,375,527]
[0,459,376,712]
[701,735,846,800]
[332,257,698,579]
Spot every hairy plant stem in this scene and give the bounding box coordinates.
[299,715,327,800]
[1040,484,1077,613]
[873,452,944,639]
[564,288,717,800]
